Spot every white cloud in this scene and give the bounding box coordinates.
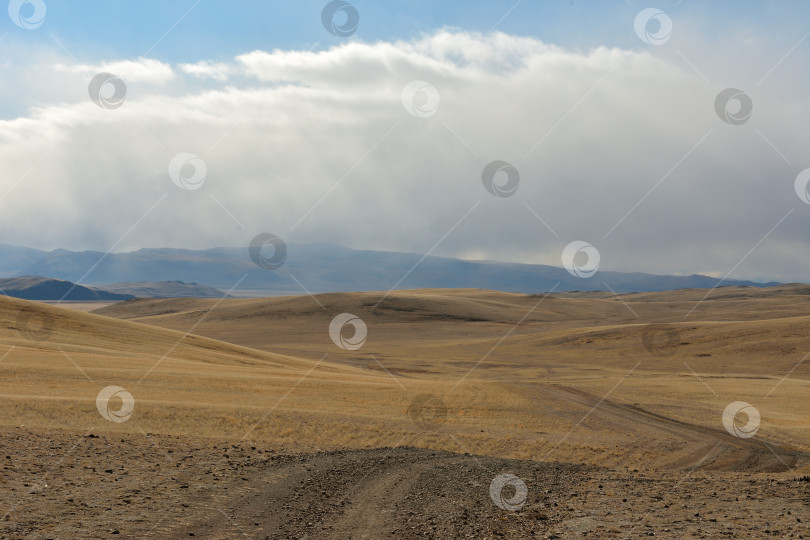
[53,58,175,84]
[0,30,809,282]
[178,61,234,82]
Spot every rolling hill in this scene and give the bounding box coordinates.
[1,286,808,537]
[93,284,810,381]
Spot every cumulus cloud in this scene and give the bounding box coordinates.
[178,61,234,82]
[0,30,808,282]
[53,58,176,84]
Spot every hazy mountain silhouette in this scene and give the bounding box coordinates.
[0,276,133,301]
[0,244,48,277]
[12,243,780,295]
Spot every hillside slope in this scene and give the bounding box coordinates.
[0,287,806,481]
[94,284,810,377]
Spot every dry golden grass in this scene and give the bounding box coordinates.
[1,285,809,474]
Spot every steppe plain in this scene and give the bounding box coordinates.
[1,285,809,538]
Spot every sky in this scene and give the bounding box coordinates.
[1,0,809,282]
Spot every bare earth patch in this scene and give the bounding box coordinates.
[2,428,809,539]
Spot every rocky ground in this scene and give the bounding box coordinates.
[1,427,809,539]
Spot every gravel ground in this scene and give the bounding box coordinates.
[1,428,808,539]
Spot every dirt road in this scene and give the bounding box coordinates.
[520,384,806,472]
[2,428,808,539]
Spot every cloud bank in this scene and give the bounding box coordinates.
[0,30,808,281]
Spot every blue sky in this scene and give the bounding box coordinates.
[4,1,809,63]
[1,1,809,281]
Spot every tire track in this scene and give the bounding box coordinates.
[179,448,591,539]
[521,383,806,472]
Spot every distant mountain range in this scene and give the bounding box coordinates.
[0,242,782,296]
[0,276,227,301]
[0,245,48,276]
[0,276,133,301]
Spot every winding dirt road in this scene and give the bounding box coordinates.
[520,383,805,473]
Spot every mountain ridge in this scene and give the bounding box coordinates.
[0,276,133,301]
[6,243,784,295]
